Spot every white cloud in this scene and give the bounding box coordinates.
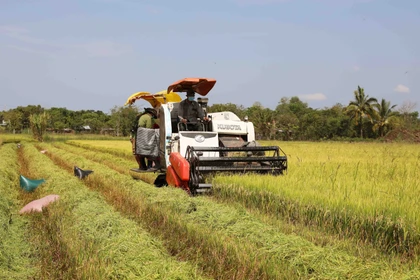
[0,25,28,36]
[0,25,49,46]
[394,84,410,93]
[5,44,56,57]
[298,93,327,100]
[0,25,130,58]
[353,65,360,71]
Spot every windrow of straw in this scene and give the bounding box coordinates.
[38,142,420,279]
[21,143,208,280]
[0,144,37,279]
[64,140,156,183]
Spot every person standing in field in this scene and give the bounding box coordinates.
[132,108,161,171]
[130,113,145,170]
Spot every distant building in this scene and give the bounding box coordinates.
[100,128,115,135]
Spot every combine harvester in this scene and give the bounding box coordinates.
[127,78,288,195]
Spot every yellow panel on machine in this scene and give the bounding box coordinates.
[125,90,182,107]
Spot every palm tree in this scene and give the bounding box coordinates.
[373,98,397,137]
[345,86,378,138]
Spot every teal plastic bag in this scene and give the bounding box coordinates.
[19,175,45,192]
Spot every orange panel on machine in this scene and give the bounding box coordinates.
[167,77,216,96]
[169,152,190,181]
[166,165,182,187]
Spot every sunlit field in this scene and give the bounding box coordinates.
[70,139,420,228]
[214,141,420,253]
[1,134,420,279]
[258,141,420,228]
[67,139,420,254]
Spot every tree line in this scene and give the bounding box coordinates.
[1,86,419,141]
[0,105,139,137]
[208,86,419,141]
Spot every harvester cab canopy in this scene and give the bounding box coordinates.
[125,90,182,107]
[167,78,216,96]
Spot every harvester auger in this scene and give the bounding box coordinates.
[127,77,288,196]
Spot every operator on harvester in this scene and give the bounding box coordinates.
[131,107,161,171]
[178,89,209,131]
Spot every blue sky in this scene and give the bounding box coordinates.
[0,0,418,113]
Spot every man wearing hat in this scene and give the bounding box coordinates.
[138,108,157,129]
[132,108,161,171]
[179,89,208,131]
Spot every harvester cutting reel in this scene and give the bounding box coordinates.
[185,145,288,195]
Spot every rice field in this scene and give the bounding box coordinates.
[1,135,419,279]
[214,141,420,255]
